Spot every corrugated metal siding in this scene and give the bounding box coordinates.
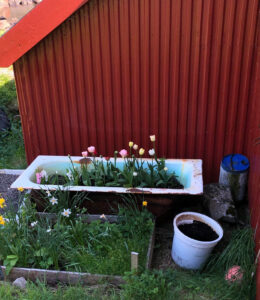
[12,0,260,294]
[14,0,259,184]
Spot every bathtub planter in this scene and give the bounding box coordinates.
[171,212,223,270]
[11,155,203,216]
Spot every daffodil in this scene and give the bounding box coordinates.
[142,201,148,207]
[129,141,134,148]
[133,172,138,177]
[100,214,107,220]
[62,209,71,217]
[0,198,6,208]
[164,167,168,171]
[133,144,138,150]
[46,190,51,197]
[17,187,24,192]
[50,197,58,205]
[46,227,52,233]
[31,221,38,227]
[0,215,5,225]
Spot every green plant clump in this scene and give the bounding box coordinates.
[0,73,26,169]
[35,136,183,189]
[0,194,153,276]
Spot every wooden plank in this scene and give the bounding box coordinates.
[0,267,125,286]
[131,252,139,271]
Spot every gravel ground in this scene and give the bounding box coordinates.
[0,174,20,213]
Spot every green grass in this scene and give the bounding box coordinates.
[0,225,256,300]
[0,73,27,169]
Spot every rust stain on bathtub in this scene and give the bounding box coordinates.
[126,188,152,194]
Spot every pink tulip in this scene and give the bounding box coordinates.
[82,151,88,157]
[87,146,96,153]
[119,149,128,158]
[36,172,42,184]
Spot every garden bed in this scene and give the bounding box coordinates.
[0,199,155,285]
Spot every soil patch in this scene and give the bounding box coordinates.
[178,220,218,242]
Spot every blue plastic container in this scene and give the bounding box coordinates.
[219,154,249,202]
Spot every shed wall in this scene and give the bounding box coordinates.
[13,0,260,295]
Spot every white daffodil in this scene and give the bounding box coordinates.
[100,214,107,220]
[164,167,168,171]
[46,190,51,197]
[133,172,138,177]
[50,197,58,205]
[46,227,52,233]
[66,170,73,180]
[62,209,71,217]
[133,144,138,150]
[31,221,38,227]
[148,149,155,156]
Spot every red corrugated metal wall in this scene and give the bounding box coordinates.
[13,0,258,181]
[12,0,260,296]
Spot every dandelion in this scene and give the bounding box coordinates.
[31,221,38,227]
[119,149,128,158]
[164,167,168,171]
[139,148,145,156]
[49,197,58,205]
[46,227,52,233]
[148,149,155,156]
[87,146,96,153]
[82,151,88,157]
[133,144,138,150]
[17,187,24,192]
[150,135,156,142]
[0,198,6,208]
[133,172,138,177]
[100,214,107,220]
[0,215,5,225]
[142,201,148,207]
[129,141,134,148]
[62,209,71,217]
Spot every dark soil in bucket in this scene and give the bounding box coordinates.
[178,220,219,242]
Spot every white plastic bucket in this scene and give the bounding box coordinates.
[171,212,223,270]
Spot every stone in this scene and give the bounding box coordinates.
[0,109,10,131]
[12,277,27,289]
[203,183,237,223]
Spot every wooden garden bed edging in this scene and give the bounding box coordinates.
[0,213,155,285]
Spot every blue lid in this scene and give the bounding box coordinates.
[221,154,249,173]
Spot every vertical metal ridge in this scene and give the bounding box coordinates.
[235,0,259,154]
[212,0,236,179]
[168,0,181,157]
[187,0,203,158]
[224,0,248,154]
[159,0,170,157]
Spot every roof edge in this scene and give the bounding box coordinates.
[0,0,88,67]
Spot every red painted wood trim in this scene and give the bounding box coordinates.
[0,0,88,67]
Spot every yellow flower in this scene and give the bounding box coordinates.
[142,201,148,207]
[150,135,156,142]
[139,148,145,156]
[0,198,6,208]
[17,187,24,192]
[0,215,5,225]
[129,141,134,148]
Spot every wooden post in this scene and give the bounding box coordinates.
[131,252,139,271]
